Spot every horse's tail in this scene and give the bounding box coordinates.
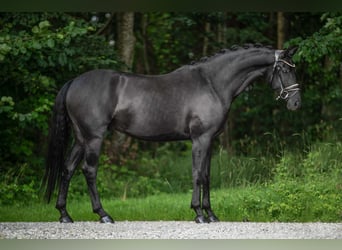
[42,80,73,203]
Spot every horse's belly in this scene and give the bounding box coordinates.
[128,131,189,141]
[128,118,189,141]
[112,109,189,141]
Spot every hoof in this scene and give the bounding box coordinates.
[59,216,74,223]
[208,215,220,223]
[100,215,114,224]
[195,215,208,224]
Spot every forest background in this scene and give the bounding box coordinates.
[0,12,341,222]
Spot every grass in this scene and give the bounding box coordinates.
[1,179,341,223]
[0,192,193,222]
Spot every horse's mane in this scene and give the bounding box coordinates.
[189,43,273,66]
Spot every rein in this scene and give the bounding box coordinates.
[272,50,300,101]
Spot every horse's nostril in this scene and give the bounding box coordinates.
[287,99,301,110]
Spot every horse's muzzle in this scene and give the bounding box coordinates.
[286,92,301,111]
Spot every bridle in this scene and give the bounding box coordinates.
[271,50,300,101]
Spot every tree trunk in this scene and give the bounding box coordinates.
[141,13,151,74]
[277,12,286,49]
[104,12,137,167]
[217,15,227,46]
[268,12,275,41]
[203,22,211,56]
[116,12,136,70]
[340,62,342,88]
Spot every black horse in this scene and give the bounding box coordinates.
[43,44,301,223]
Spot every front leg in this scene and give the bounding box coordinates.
[190,172,207,223]
[191,134,216,223]
[202,149,219,223]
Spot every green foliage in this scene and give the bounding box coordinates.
[285,13,342,142]
[0,163,38,206]
[68,144,193,200]
[0,13,120,181]
[141,13,199,73]
[264,142,342,222]
[92,154,169,199]
[212,147,276,188]
[140,12,272,74]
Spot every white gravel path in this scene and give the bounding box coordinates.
[1,221,341,239]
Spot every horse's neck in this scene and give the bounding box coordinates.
[200,49,274,109]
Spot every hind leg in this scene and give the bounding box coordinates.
[82,137,114,223]
[56,143,84,223]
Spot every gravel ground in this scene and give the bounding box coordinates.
[1,221,342,239]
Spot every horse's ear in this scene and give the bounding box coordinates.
[284,46,299,58]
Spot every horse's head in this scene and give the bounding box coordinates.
[269,46,301,111]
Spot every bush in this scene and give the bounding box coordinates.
[0,164,39,205]
[67,154,171,200]
[262,142,342,222]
